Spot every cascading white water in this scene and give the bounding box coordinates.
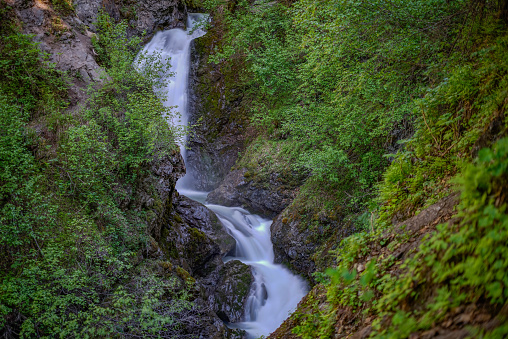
[140,13,207,158]
[141,14,308,338]
[205,204,308,338]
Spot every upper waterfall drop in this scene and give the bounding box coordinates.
[140,13,308,338]
[139,13,207,158]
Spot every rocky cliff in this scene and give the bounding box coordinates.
[185,23,249,192]
[15,0,187,88]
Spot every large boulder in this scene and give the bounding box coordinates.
[207,168,295,218]
[159,211,222,278]
[270,205,356,283]
[175,195,236,256]
[159,196,254,331]
[213,260,254,323]
[270,215,317,279]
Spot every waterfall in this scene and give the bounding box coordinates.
[205,204,309,338]
[141,14,308,338]
[139,13,207,158]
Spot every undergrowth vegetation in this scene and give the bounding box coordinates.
[204,0,479,216]
[0,6,193,336]
[203,0,508,336]
[293,137,508,338]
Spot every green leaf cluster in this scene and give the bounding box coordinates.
[204,0,473,214]
[0,11,192,336]
[284,1,508,335]
[294,135,508,338]
[378,9,508,223]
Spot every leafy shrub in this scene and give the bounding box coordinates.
[372,137,508,337]
[288,2,508,336]
[0,6,67,261]
[1,11,191,337]
[0,23,67,117]
[378,10,508,224]
[204,0,470,213]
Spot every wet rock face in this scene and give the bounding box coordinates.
[270,215,317,280]
[175,195,236,256]
[213,260,254,323]
[185,36,247,192]
[185,127,245,192]
[206,169,296,218]
[160,195,253,328]
[270,209,356,283]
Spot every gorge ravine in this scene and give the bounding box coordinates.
[141,14,309,338]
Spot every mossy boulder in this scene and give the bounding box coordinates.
[213,260,254,323]
[175,194,236,256]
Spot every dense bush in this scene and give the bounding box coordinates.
[202,0,508,336]
[204,0,474,213]
[0,2,67,264]
[293,136,508,338]
[0,10,191,337]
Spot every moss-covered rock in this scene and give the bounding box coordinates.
[175,194,236,256]
[213,260,254,323]
[185,16,251,191]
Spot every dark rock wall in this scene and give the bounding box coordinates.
[185,29,248,191]
[270,209,356,283]
[206,168,296,218]
[74,0,187,34]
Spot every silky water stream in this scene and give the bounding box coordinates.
[141,14,308,338]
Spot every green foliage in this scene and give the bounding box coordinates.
[50,0,75,15]
[0,95,51,251]
[294,136,508,338]
[0,12,191,337]
[223,0,508,337]
[55,11,180,250]
[205,0,472,212]
[378,9,508,223]
[3,229,191,337]
[372,137,508,337]
[0,25,67,116]
[0,8,67,253]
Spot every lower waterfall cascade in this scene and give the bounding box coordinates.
[141,13,308,338]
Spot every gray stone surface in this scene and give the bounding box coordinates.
[213,260,253,323]
[176,195,236,256]
[270,214,317,279]
[74,0,186,35]
[207,168,296,218]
